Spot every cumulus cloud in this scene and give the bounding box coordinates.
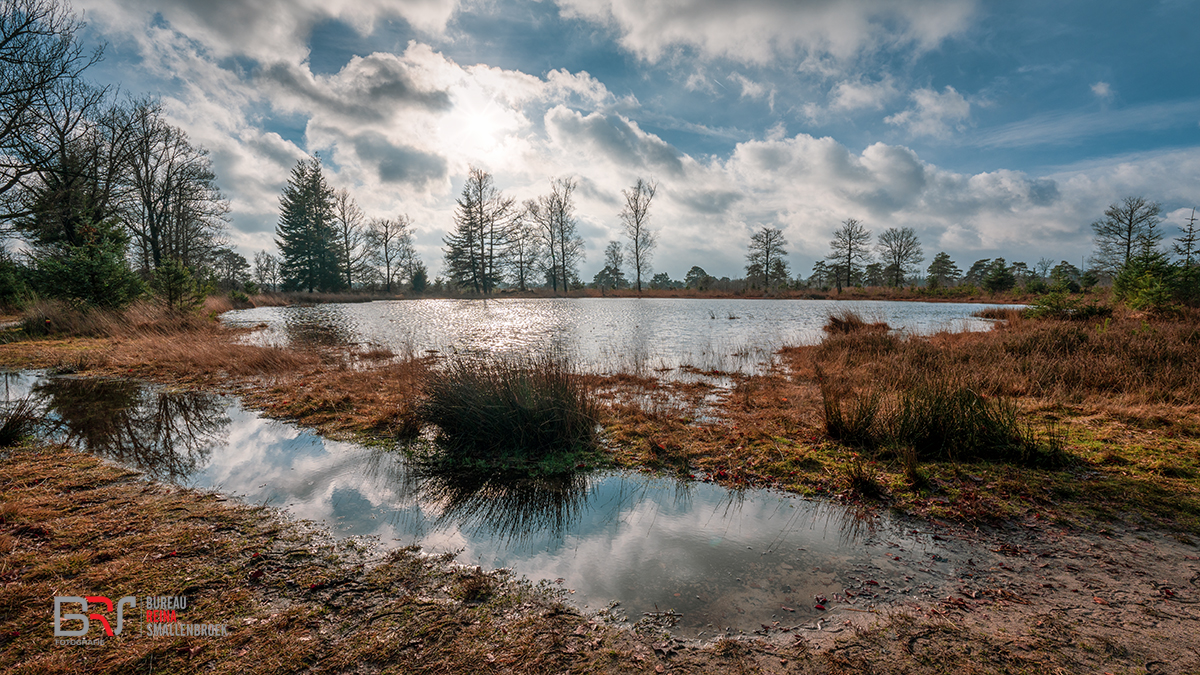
[351,131,448,186]
[71,0,1200,281]
[554,0,977,64]
[545,107,684,175]
[726,72,768,100]
[257,54,452,123]
[885,86,970,138]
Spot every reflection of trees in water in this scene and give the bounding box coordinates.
[359,443,596,545]
[34,378,230,482]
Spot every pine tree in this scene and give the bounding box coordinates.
[443,167,513,294]
[926,252,961,288]
[1175,207,1199,267]
[275,157,339,292]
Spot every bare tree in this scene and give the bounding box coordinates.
[1034,257,1055,281]
[12,76,118,247]
[0,0,100,219]
[826,218,872,291]
[330,187,370,289]
[620,177,657,294]
[876,226,924,287]
[745,226,788,291]
[125,99,228,272]
[253,250,279,292]
[211,247,249,291]
[531,177,583,292]
[1174,207,1198,267]
[369,214,415,294]
[1089,196,1163,274]
[508,207,541,291]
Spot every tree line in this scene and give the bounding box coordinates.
[272,164,663,296]
[439,169,659,295]
[636,199,1197,301]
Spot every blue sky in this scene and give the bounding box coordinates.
[75,0,1200,280]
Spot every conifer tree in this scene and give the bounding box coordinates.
[926,251,961,288]
[275,157,339,292]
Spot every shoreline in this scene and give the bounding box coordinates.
[1,306,1198,672]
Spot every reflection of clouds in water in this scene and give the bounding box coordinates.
[224,298,1012,374]
[15,375,966,635]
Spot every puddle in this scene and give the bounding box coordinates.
[3,371,992,636]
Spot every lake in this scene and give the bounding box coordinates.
[222,297,1011,373]
[3,372,994,637]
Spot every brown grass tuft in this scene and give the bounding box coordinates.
[823,309,891,335]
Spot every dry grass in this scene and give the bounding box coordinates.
[18,299,216,338]
[0,442,811,675]
[798,306,1200,407]
[597,308,1200,531]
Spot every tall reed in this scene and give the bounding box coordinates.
[420,353,599,470]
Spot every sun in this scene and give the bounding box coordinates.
[444,88,513,155]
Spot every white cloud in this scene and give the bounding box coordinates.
[70,0,1200,280]
[1091,81,1113,99]
[971,98,1200,148]
[554,0,977,64]
[885,86,970,138]
[828,77,898,112]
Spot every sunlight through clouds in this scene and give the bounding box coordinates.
[68,0,1200,278]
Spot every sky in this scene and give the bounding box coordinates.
[73,0,1200,281]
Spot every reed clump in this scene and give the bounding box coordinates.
[419,353,599,471]
[821,379,1065,467]
[0,397,38,447]
[823,309,890,335]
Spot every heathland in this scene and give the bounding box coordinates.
[0,292,1198,674]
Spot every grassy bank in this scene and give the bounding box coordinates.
[1,301,1198,536]
[0,441,820,674]
[598,307,1200,535]
[1,441,1184,674]
[1,303,1197,671]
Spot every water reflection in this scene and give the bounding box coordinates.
[405,463,592,544]
[224,298,1016,375]
[281,306,356,349]
[33,377,229,482]
[5,371,980,636]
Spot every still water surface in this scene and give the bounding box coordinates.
[4,372,981,636]
[223,298,1009,373]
